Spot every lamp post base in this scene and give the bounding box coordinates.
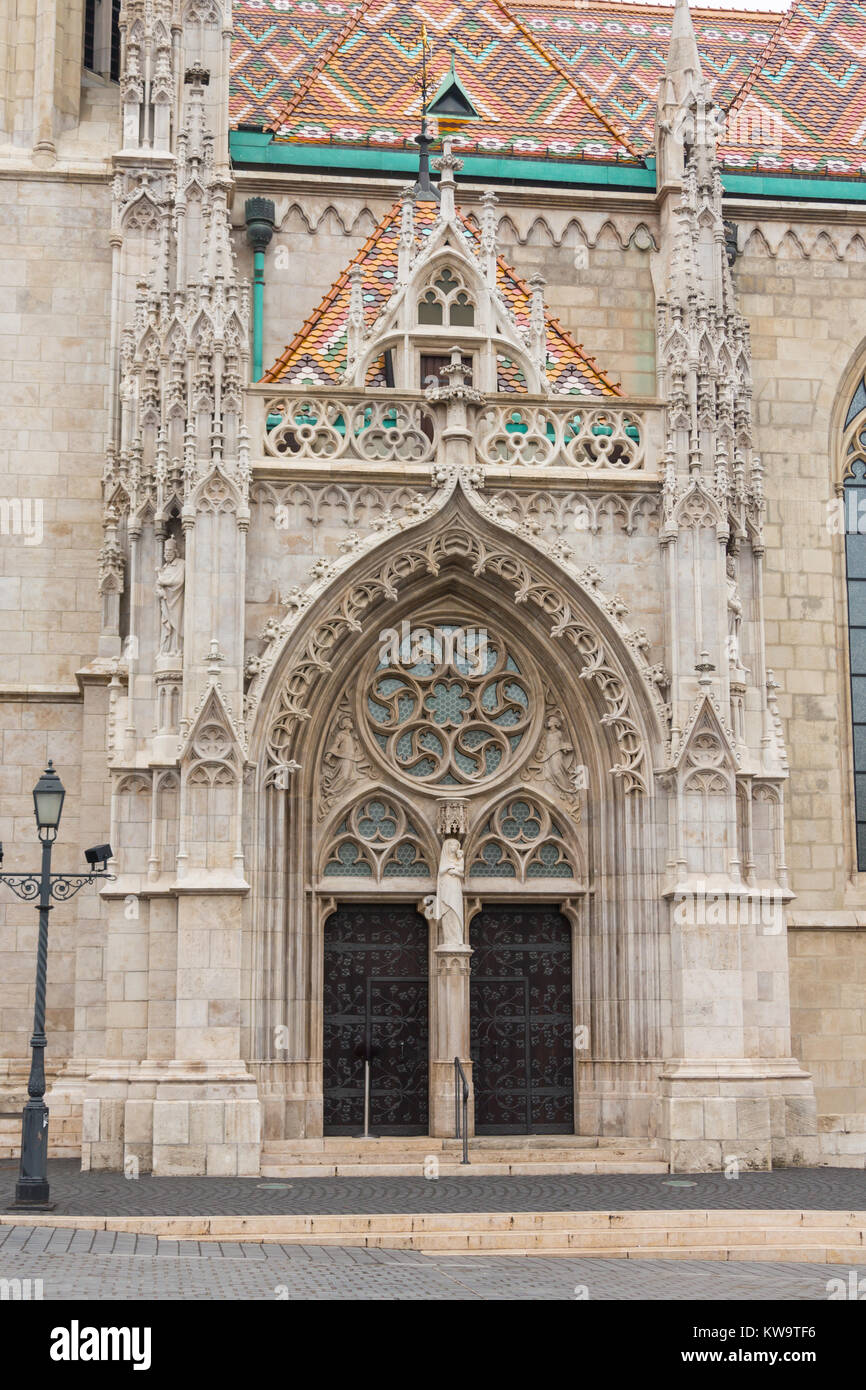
[7,1197,56,1211]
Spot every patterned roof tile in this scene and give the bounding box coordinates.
[232,1,866,180]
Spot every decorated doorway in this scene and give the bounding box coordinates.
[322,901,429,1135]
[470,903,574,1134]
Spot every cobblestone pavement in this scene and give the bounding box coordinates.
[1,1159,863,1217]
[0,1225,855,1299]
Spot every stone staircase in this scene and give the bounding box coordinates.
[260,1134,669,1178]
[4,1210,864,1262]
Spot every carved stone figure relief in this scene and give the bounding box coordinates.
[525,699,584,814]
[319,697,371,817]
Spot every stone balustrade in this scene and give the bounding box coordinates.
[248,387,663,474]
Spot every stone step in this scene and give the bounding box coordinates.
[262,1145,661,1162]
[262,1135,652,1153]
[2,1210,864,1263]
[260,1135,666,1176]
[259,1159,669,1177]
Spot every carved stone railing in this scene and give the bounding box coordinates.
[248,388,662,473]
[261,393,440,465]
[476,402,649,470]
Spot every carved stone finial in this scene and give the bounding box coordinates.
[433,138,463,222]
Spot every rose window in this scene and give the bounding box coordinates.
[362,623,535,788]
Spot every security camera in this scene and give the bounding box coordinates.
[84,844,113,868]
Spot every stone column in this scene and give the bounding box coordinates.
[430,946,473,1137]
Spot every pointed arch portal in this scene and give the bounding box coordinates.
[246,491,665,1139]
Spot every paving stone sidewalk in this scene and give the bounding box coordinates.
[1,1159,864,1218]
[0,1225,857,1300]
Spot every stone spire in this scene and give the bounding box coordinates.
[656,0,710,185]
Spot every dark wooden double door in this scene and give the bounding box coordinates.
[323,902,429,1134]
[322,901,573,1135]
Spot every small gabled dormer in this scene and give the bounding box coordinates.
[262,139,619,401]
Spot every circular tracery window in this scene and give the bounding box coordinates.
[361,622,535,789]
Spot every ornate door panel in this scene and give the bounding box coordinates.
[323,902,429,1135]
[470,903,573,1134]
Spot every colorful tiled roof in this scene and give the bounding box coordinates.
[262,197,620,395]
[264,0,640,162]
[719,0,866,178]
[231,1,866,182]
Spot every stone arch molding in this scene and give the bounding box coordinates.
[247,474,666,795]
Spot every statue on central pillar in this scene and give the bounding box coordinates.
[420,836,465,947]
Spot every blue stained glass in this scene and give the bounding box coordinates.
[846,466,866,868]
[504,681,528,707]
[527,842,572,878]
[324,842,373,877]
[419,730,444,756]
[470,842,516,877]
[358,801,397,841]
[376,677,405,696]
[461,728,488,749]
[495,707,520,728]
[484,746,502,773]
[367,698,389,724]
[501,802,540,840]
[397,694,415,722]
[406,759,437,777]
[383,841,431,878]
[424,681,471,726]
[455,749,480,773]
[846,375,866,427]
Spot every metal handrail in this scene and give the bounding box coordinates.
[454,1057,470,1166]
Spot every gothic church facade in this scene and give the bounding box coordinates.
[1,0,865,1174]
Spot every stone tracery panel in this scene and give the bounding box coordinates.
[361,621,535,790]
[263,396,439,463]
[468,797,577,883]
[321,797,433,882]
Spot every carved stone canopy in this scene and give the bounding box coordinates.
[437,799,469,840]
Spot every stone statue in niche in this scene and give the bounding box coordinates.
[526,706,584,813]
[319,701,370,814]
[156,535,185,655]
[420,837,465,948]
[726,553,744,670]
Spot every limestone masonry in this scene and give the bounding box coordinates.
[1,0,865,1176]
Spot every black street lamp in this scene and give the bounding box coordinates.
[0,761,113,1209]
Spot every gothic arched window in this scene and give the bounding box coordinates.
[843,382,866,867]
[417,268,475,328]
